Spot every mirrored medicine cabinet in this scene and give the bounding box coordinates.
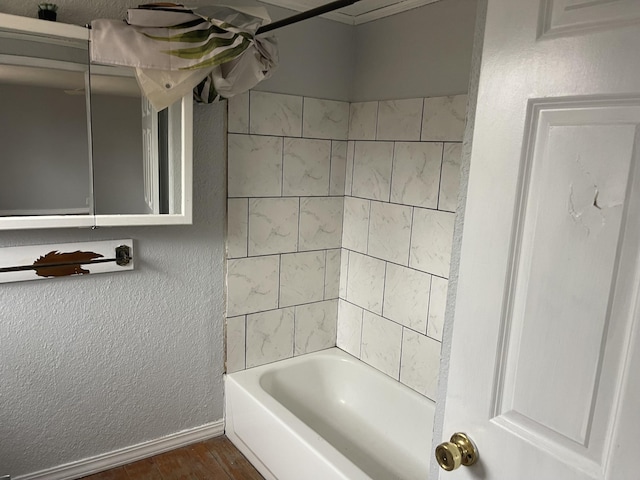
[0,13,193,230]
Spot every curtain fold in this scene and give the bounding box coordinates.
[91,5,278,110]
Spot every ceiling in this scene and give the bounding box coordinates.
[260,0,444,25]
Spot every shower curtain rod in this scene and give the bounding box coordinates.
[256,0,362,35]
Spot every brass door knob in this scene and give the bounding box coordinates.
[435,432,478,471]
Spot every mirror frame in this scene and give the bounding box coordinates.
[0,13,193,230]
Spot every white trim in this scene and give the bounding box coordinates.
[0,207,90,216]
[15,420,225,480]
[352,0,441,25]
[258,0,443,25]
[0,12,88,41]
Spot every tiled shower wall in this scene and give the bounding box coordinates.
[225,91,348,372]
[225,91,466,402]
[337,95,466,400]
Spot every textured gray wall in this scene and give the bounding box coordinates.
[351,0,477,101]
[0,99,227,476]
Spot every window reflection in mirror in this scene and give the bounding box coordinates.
[0,32,92,217]
[89,64,183,216]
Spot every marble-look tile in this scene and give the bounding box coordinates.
[352,141,394,202]
[339,249,349,298]
[330,141,347,196]
[439,143,462,212]
[383,264,431,333]
[342,196,370,254]
[294,300,338,355]
[391,142,443,209]
[279,251,326,307]
[367,201,412,265]
[324,249,341,300]
[227,256,279,316]
[410,208,455,277]
[377,98,424,141]
[303,98,349,140]
[348,101,378,140]
[227,198,248,258]
[246,308,295,368]
[299,197,343,251]
[226,315,246,373]
[346,252,386,314]
[249,91,303,137]
[427,276,448,342]
[421,94,467,142]
[337,299,363,357]
[345,141,355,196]
[248,198,299,256]
[227,92,249,134]
[228,134,282,197]
[361,311,403,379]
[400,330,441,399]
[283,138,331,196]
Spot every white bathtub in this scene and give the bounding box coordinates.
[225,348,435,480]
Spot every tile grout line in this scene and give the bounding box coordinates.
[408,206,415,269]
[388,141,396,203]
[425,275,433,337]
[437,142,445,210]
[398,325,405,381]
[381,260,388,319]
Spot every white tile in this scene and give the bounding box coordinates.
[283,138,331,196]
[303,98,349,140]
[227,92,249,134]
[226,315,245,373]
[330,141,347,196]
[410,208,455,278]
[352,141,394,202]
[337,299,363,357]
[250,91,303,137]
[227,256,279,316]
[324,249,341,300]
[346,252,385,314]
[361,311,403,379]
[421,94,467,142]
[248,198,299,256]
[345,141,355,196]
[228,134,282,197]
[294,300,338,355]
[339,249,349,298]
[299,197,343,251]
[227,198,248,258]
[342,196,370,254]
[439,143,462,212]
[280,251,326,307]
[428,276,448,342]
[377,98,424,141]
[391,142,443,209]
[383,264,431,333]
[400,330,441,399]
[349,102,378,140]
[367,201,412,265]
[246,308,294,368]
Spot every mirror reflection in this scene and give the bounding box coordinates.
[89,64,183,216]
[0,28,185,219]
[0,33,92,217]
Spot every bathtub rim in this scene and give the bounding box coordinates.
[224,347,436,480]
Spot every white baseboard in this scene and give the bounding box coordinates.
[16,420,225,480]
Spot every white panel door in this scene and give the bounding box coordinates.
[440,1,640,479]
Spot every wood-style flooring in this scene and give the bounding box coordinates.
[81,436,264,480]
